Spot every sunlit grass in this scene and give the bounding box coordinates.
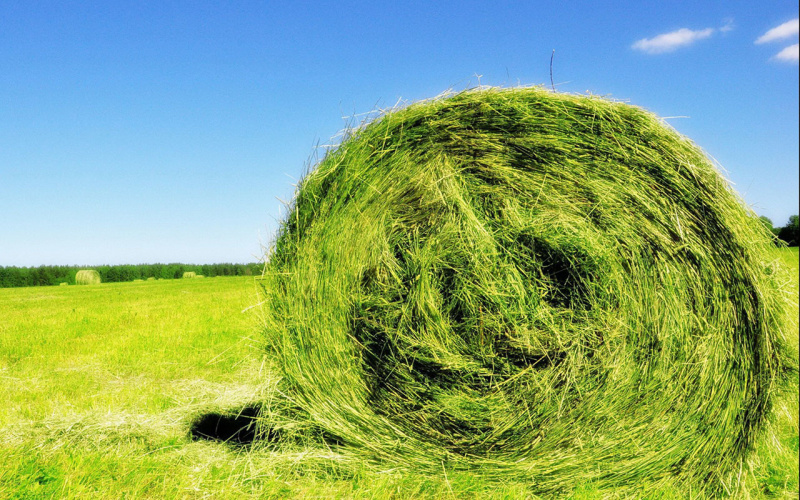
[0,277,266,497]
[1,278,260,423]
[0,250,796,497]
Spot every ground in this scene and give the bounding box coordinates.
[0,251,797,498]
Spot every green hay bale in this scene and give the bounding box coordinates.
[75,269,101,285]
[182,271,197,279]
[258,87,794,494]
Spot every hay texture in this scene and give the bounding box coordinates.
[75,269,101,285]
[182,271,197,279]
[259,87,792,493]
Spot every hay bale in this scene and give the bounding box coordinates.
[258,87,794,494]
[182,271,197,279]
[75,269,101,285]
[59,282,68,286]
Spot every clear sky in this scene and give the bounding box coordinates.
[1,1,798,267]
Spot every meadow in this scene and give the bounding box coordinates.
[0,250,797,499]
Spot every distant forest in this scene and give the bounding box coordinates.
[761,215,799,247]
[0,262,263,288]
[2,215,796,289]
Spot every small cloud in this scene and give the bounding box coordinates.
[632,27,715,54]
[755,18,799,44]
[720,18,735,33]
[772,43,799,62]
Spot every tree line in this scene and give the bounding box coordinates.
[760,215,799,247]
[0,262,263,288]
[2,215,796,289]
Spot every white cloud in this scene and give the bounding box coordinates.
[755,18,799,44]
[772,43,799,62]
[720,18,735,33]
[632,27,715,54]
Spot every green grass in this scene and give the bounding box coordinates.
[0,277,266,498]
[777,246,799,277]
[0,253,796,498]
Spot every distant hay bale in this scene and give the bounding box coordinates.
[182,272,197,279]
[258,87,794,495]
[75,269,101,285]
[59,282,68,286]
[147,277,156,281]
[195,274,205,278]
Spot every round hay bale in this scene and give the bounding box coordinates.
[75,269,101,285]
[182,271,197,279]
[258,87,793,493]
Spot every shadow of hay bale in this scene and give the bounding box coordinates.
[190,406,264,446]
[189,405,345,449]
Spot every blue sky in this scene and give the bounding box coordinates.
[1,1,797,267]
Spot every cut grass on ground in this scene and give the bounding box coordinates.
[0,252,797,498]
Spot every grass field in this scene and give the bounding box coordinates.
[0,251,797,499]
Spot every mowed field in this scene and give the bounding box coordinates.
[0,250,797,499]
